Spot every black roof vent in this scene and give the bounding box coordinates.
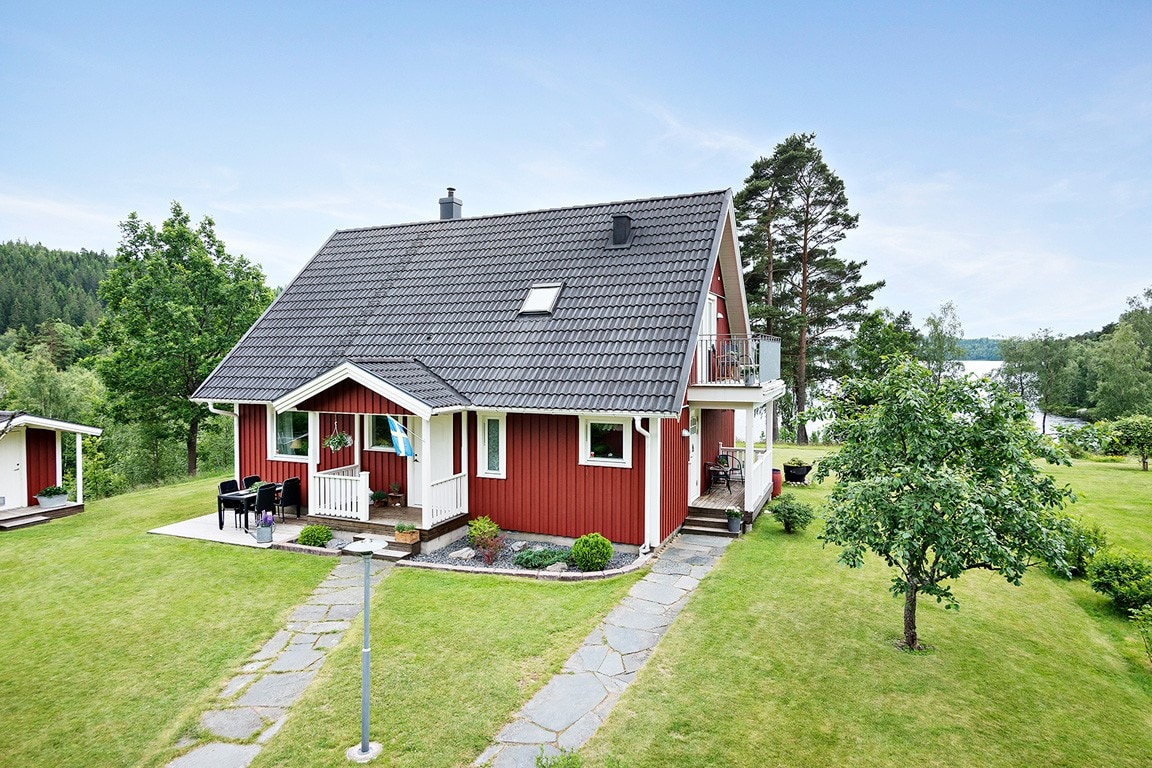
[610,214,633,247]
[439,188,462,220]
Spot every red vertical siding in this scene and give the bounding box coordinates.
[25,428,57,505]
[468,412,646,545]
[360,438,408,496]
[660,411,690,541]
[296,379,411,415]
[699,409,735,489]
[316,413,357,471]
[238,405,311,500]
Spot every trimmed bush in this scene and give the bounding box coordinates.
[1133,604,1152,667]
[1052,515,1109,577]
[1088,550,1152,613]
[514,548,572,570]
[297,525,333,548]
[571,532,613,572]
[769,493,816,534]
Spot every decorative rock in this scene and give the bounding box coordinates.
[544,562,568,572]
[510,541,528,552]
[448,547,476,560]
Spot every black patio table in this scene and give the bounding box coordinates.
[217,483,281,531]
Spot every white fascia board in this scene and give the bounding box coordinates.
[10,414,103,436]
[191,398,270,407]
[686,379,786,408]
[271,362,434,420]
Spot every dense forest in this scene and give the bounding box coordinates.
[0,241,108,331]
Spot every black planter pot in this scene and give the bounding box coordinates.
[782,464,811,483]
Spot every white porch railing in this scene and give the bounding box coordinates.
[310,465,371,521]
[427,472,467,527]
[747,450,771,508]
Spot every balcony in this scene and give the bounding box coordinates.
[689,334,781,387]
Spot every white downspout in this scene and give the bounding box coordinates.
[207,402,240,482]
[75,432,84,504]
[634,417,662,554]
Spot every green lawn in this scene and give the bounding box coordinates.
[583,448,1152,767]
[0,476,337,768]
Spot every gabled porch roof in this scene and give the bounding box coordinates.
[0,411,103,436]
[271,359,470,419]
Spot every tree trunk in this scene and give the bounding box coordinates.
[1041,410,1047,435]
[903,588,919,650]
[186,417,199,475]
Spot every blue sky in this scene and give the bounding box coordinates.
[2,1,1149,337]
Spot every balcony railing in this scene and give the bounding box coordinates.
[690,334,781,387]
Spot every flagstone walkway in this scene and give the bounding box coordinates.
[165,556,393,768]
[473,534,732,768]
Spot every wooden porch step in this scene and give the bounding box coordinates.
[681,524,740,539]
[685,515,730,531]
[0,515,50,530]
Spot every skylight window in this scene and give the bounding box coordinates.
[519,283,563,315]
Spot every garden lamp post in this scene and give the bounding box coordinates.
[343,538,388,763]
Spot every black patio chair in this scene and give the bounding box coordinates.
[715,454,745,484]
[218,479,247,529]
[275,477,302,521]
[706,461,731,492]
[253,484,277,526]
[242,474,261,489]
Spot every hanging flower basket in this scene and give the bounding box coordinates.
[322,430,353,452]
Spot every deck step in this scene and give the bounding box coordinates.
[0,515,50,530]
[681,524,739,539]
[684,515,730,530]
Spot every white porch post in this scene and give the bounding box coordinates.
[644,418,662,549]
[308,411,320,514]
[744,406,756,508]
[75,432,84,504]
[55,431,62,487]
[460,412,469,515]
[233,402,241,483]
[421,417,432,529]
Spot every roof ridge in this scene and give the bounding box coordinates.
[330,189,730,236]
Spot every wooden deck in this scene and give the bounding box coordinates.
[689,484,745,510]
[0,503,85,530]
[295,504,467,543]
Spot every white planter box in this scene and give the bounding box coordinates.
[35,494,70,509]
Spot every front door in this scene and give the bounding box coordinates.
[406,416,423,507]
[0,430,26,510]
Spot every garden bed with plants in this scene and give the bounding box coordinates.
[404,517,643,580]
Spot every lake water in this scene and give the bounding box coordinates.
[960,360,1086,432]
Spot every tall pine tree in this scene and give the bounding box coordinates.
[735,133,883,443]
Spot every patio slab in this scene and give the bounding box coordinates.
[149,513,305,549]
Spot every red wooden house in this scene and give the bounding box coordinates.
[0,411,103,529]
[192,190,783,551]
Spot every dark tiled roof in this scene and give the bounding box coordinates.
[347,360,470,409]
[194,190,730,414]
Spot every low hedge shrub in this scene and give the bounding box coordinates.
[769,493,816,534]
[514,548,572,570]
[571,533,613,571]
[297,525,333,548]
[1087,550,1152,613]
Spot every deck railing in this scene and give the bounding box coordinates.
[427,473,467,527]
[719,444,771,510]
[310,465,371,521]
[690,334,781,387]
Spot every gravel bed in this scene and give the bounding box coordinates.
[410,536,638,573]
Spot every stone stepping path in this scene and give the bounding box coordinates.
[474,534,732,767]
[166,557,392,768]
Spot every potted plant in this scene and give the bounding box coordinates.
[322,430,353,452]
[252,510,276,544]
[393,522,419,545]
[370,490,388,508]
[725,506,743,533]
[782,456,812,484]
[34,485,70,509]
[386,481,405,507]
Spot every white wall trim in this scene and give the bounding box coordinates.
[578,415,634,469]
[475,411,507,479]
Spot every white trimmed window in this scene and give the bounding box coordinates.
[477,412,506,478]
[268,407,309,461]
[579,416,633,468]
[366,415,396,452]
[519,283,563,315]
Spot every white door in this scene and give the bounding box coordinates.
[0,430,27,510]
[687,408,701,501]
[406,417,423,507]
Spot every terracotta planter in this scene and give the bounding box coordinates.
[394,529,419,545]
[386,493,406,507]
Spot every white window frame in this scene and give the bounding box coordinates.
[579,415,633,468]
[364,415,398,453]
[476,411,506,479]
[519,283,563,315]
[267,405,309,463]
